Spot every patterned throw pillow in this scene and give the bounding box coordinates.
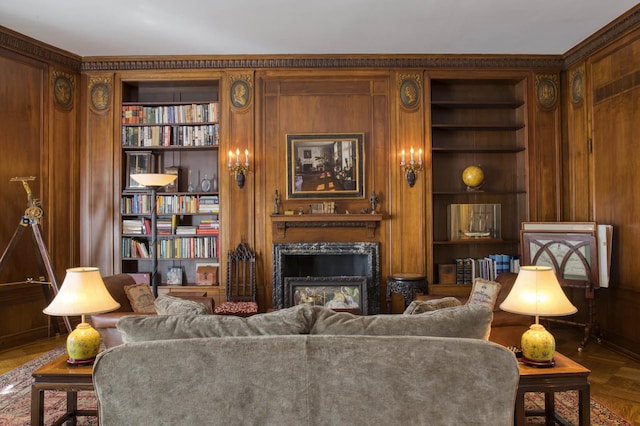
[214,301,258,317]
[154,294,209,315]
[466,278,502,310]
[124,283,156,313]
[403,297,462,315]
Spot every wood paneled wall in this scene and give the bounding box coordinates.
[2,6,640,355]
[0,44,79,347]
[580,27,640,355]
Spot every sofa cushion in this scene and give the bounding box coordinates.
[466,278,502,311]
[310,304,493,340]
[403,296,462,315]
[154,294,209,315]
[124,283,156,313]
[117,304,316,343]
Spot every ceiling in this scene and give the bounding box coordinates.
[0,1,637,57]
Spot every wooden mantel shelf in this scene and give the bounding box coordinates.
[270,214,383,239]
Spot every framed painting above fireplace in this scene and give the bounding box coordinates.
[286,133,364,199]
[285,276,368,315]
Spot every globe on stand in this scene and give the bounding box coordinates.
[462,165,484,191]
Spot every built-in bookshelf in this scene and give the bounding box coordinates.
[119,80,221,287]
[429,76,528,294]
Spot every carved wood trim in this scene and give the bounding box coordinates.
[270,214,383,239]
[80,56,565,71]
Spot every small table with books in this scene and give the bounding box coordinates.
[31,353,96,426]
[516,351,591,425]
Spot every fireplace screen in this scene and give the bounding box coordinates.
[285,276,368,315]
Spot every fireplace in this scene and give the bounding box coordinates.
[272,242,380,314]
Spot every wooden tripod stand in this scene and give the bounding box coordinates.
[0,177,72,334]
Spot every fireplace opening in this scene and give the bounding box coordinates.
[272,242,380,314]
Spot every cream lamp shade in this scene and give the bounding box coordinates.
[499,265,577,318]
[130,173,177,188]
[499,265,577,366]
[43,267,120,364]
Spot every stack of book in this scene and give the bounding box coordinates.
[122,219,144,235]
[454,254,520,284]
[198,195,219,213]
[197,219,219,235]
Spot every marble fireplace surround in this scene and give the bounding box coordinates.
[272,242,381,314]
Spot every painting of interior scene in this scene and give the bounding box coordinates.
[287,134,363,198]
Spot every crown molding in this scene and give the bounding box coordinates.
[80,55,563,72]
[0,25,81,70]
[564,5,640,67]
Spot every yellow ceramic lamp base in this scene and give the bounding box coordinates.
[521,323,556,366]
[66,322,101,364]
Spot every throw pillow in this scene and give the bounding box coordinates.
[124,283,156,313]
[214,301,258,317]
[466,278,502,310]
[310,305,493,340]
[117,304,316,343]
[403,297,462,315]
[154,294,209,315]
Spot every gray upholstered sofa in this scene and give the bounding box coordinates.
[92,304,520,425]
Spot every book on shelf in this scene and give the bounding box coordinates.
[121,103,218,126]
[454,254,520,284]
[123,219,144,235]
[198,195,219,213]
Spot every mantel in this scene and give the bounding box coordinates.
[270,214,383,239]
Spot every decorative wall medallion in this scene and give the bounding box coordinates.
[570,65,585,104]
[398,74,421,109]
[89,77,112,112]
[52,71,74,109]
[535,74,559,109]
[230,75,252,109]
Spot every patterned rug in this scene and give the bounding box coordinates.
[0,346,633,425]
[0,347,96,426]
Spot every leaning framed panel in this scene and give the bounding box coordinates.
[521,232,599,288]
[520,222,600,350]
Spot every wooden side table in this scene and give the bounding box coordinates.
[386,273,427,312]
[31,353,96,426]
[516,351,591,425]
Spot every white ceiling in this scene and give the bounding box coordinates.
[0,0,637,57]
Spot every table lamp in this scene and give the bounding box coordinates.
[499,265,577,367]
[43,267,120,364]
[130,173,177,297]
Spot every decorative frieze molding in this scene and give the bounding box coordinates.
[0,28,81,70]
[80,55,565,72]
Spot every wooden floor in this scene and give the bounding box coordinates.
[0,328,639,424]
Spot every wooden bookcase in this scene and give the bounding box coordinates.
[119,80,221,288]
[429,77,528,293]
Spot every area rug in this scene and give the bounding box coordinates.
[0,346,97,426]
[0,346,633,426]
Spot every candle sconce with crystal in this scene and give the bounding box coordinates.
[228,148,250,188]
[400,147,423,187]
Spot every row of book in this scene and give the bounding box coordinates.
[122,194,219,215]
[121,103,219,125]
[122,124,219,147]
[122,235,219,259]
[122,217,220,236]
[454,254,521,284]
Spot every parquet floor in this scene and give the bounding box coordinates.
[1,329,639,424]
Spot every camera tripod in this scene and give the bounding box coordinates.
[0,177,71,333]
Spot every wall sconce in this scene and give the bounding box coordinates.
[228,148,250,188]
[400,147,423,187]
